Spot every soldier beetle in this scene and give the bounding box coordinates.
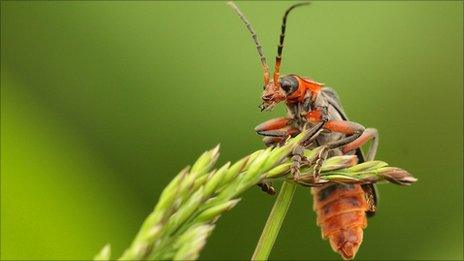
[228,2,379,259]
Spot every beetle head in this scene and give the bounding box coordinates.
[260,75,299,111]
[228,2,309,111]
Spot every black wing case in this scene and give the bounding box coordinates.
[321,87,378,217]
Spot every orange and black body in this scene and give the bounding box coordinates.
[228,2,379,259]
[256,80,378,259]
[312,183,371,260]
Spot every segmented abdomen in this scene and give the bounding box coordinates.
[311,183,369,260]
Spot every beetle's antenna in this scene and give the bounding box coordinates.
[228,1,270,85]
[274,2,310,85]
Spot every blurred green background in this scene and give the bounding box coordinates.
[1,1,462,260]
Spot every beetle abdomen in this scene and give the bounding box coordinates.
[311,183,369,260]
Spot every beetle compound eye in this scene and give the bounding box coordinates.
[281,82,292,92]
[280,76,298,94]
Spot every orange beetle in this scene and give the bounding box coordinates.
[229,2,379,259]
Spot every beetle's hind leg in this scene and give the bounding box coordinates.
[342,128,379,161]
[310,120,373,180]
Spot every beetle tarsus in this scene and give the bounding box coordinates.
[257,181,276,195]
[312,146,329,181]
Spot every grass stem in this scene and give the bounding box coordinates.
[252,181,297,260]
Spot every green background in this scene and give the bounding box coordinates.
[1,1,462,260]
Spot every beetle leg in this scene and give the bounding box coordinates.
[309,120,366,179]
[342,128,379,161]
[255,117,291,134]
[255,117,299,147]
[255,118,325,193]
[339,127,379,216]
[290,122,325,179]
[255,117,294,195]
[257,181,276,195]
[257,126,299,147]
[290,145,305,178]
[262,136,285,147]
[311,146,330,180]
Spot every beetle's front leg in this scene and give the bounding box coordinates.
[255,117,293,136]
[255,118,327,192]
[255,117,298,146]
[255,117,297,195]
